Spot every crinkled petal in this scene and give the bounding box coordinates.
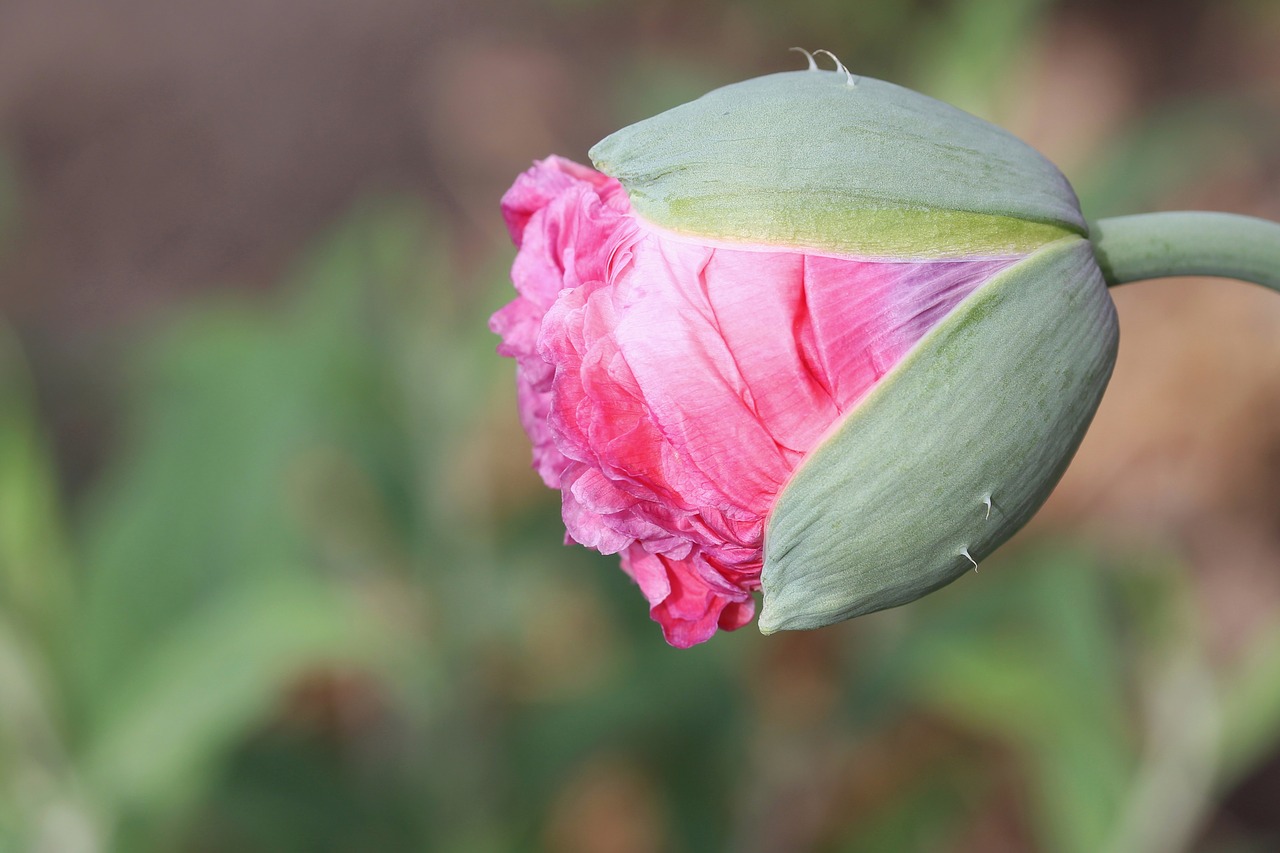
[622,546,755,648]
[501,155,619,246]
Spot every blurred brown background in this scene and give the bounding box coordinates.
[2,0,1280,851]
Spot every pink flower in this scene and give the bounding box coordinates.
[494,67,1119,646]
[493,156,1018,647]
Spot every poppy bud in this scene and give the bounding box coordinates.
[493,61,1118,646]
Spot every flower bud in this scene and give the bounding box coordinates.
[493,65,1118,646]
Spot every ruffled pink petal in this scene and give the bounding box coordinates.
[560,466,635,555]
[501,155,618,246]
[492,158,635,489]
[514,372,563,488]
[492,156,1020,647]
[622,546,756,648]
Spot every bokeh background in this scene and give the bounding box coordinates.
[2,0,1280,850]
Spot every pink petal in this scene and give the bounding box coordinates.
[608,235,798,516]
[501,155,618,246]
[622,546,756,648]
[492,156,1021,647]
[802,255,1014,409]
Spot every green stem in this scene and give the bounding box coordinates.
[1089,212,1280,291]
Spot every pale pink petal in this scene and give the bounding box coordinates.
[610,235,795,516]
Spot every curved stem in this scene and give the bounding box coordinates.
[1089,212,1280,291]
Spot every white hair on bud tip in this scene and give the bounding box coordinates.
[813,49,858,87]
[812,49,843,72]
[981,493,992,520]
[961,548,978,571]
[789,47,818,71]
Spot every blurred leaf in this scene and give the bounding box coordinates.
[82,572,389,815]
[0,611,105,853]
[909,0,1051,118]
[1219,619,1280,788]
[1073,98,1264,218]
[0,325,77,660]
[837,760,977,853]
[67,204,432,840]
[74,207,414,701]
[885,546,1136,853]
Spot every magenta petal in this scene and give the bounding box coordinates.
[622,546,755,648]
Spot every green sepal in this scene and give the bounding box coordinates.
[591,70,1085,259]
[759,237,1118,632]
